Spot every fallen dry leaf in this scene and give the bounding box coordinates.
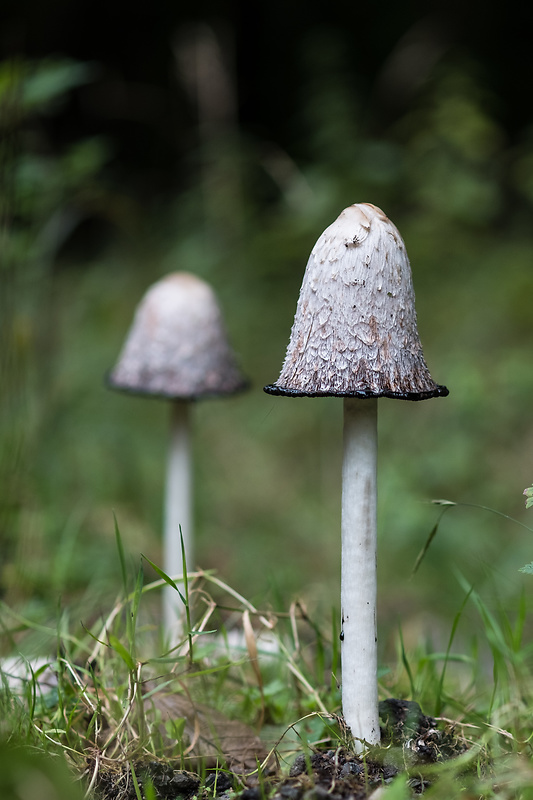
[144,679,273,775]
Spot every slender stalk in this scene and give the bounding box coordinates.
[163,400,192,635]
[341,397,379,750]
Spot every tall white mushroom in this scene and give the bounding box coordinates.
[264,203,448,750]
[108,272,248,635]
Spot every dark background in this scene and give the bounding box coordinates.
[2,2,530,202]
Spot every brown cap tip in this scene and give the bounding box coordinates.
[264,203,448,400]
[107,272,249,400]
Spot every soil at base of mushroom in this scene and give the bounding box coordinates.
[91,700,468,800]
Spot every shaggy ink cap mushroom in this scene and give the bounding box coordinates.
[263,202,448,750]
[264,203,448,400]
[108,272,248,399]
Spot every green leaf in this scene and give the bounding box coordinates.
[80,622,107,647]
[108,635,136,671]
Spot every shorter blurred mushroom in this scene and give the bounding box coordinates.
[107,272,248,634]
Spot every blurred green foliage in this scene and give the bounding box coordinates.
[0,741,84,800]
[2,44,533,664]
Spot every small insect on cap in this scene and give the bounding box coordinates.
[108,272,248,400]
[264,203,448,400]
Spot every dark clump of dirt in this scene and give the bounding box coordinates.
[91,699,468,800]
[93,761,203,800]
[379,698,467,763]
[264,699,468,800]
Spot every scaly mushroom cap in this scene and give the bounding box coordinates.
[264,203,448,400]
[108,272,248,399]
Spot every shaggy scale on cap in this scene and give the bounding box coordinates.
[108,272,248,400]
[264,203,448,400]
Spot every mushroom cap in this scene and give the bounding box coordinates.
[264,203,448,400]
[107,272,249,400]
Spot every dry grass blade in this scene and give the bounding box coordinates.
[88,571,207,663]
[83,750,100,799]
[172,594,217,662]
[200,572,275,630]
[242,608,264,727]
[289,601,300,655]
[285,660,329,715]
[242,609,262,689]
[102,662,143,755]
[59,658,97,713]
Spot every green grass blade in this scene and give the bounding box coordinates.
[127,563,144,657]
[331,607,340,697]
[435,586,473,716]
[141,554,186,605]
[411,507,450,576]
[180,525,189,603]
[398,625,416,698]
[114,513,128,596]
[178,526,195,663]
[130,761,143,800]
[513,589,527,651]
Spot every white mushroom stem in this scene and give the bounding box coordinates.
[341,397,379,750]
[163,400,193,636]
